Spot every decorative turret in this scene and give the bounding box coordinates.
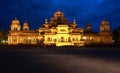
[71,19,77,28]
[44,19,49,28]
[23,22,30,30]
[83,23,96,34]
[10,18,21,31]
[85,23,91,30]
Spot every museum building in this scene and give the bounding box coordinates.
[8,11,112,46]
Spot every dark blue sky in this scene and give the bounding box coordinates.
[0,0,120,31]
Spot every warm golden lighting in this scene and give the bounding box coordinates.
[83,36,86,40]
[8,11,112,46]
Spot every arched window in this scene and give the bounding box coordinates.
[72,38,75,41]
[61,37,64,42]
[68,37,71,42]
[13,37,17,42]
[14,28,18,31]
[76,38,78,41]
[25,28,28,30]
[47,37,51,41]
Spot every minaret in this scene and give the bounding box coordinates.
[23,21,30,30]
[10,17,21,31]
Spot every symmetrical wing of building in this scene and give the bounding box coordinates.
[8,11,112,46]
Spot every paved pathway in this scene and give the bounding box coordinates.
[0,48,120,73]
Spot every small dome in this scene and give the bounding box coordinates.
[101,19,109,25]
[85,23,91,30]
[12,18,20,24]
[55,11,63,14]
[23,22,29,30]
[86,23,91,26]
[23,22,29,26]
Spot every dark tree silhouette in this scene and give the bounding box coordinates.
[113,27,120,44]
[0,28,8,43]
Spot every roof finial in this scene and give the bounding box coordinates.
[14,17,17,20]
[45,19,48,24]
[58,8,60,11]
[73,19,76,24]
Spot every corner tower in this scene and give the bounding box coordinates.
[99,19,111,35]
[8,18,21,45]
[10,18,21,31]
[99,19,112,44]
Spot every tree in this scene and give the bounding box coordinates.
[113,27,120,44]
[0,29,8,43]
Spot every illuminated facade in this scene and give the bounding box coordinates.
[8,11,112,46]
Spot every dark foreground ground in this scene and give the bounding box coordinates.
[0,45,120,73]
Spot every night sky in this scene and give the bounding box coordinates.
[0,0,120,31]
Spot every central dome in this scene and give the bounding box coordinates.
[54,11,64,18]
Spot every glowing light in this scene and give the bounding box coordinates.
[90,37,92,40]
[83,36,86,40]
[112,40,115,43]
[2,40,5,43]
[98,39,100,41]
[28,37,31,39]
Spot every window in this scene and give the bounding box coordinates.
[68,37,71,42]
[23,39,26,42]
[24,28,28,30]
[76,38,78,41]
[14,28,18,31]
[61,29,65,31]
[61,37,64,42]
[47,37,51,41]
[13,37,17,42]
[72,38,75,41]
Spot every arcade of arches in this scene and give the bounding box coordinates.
[8,11,112,46]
